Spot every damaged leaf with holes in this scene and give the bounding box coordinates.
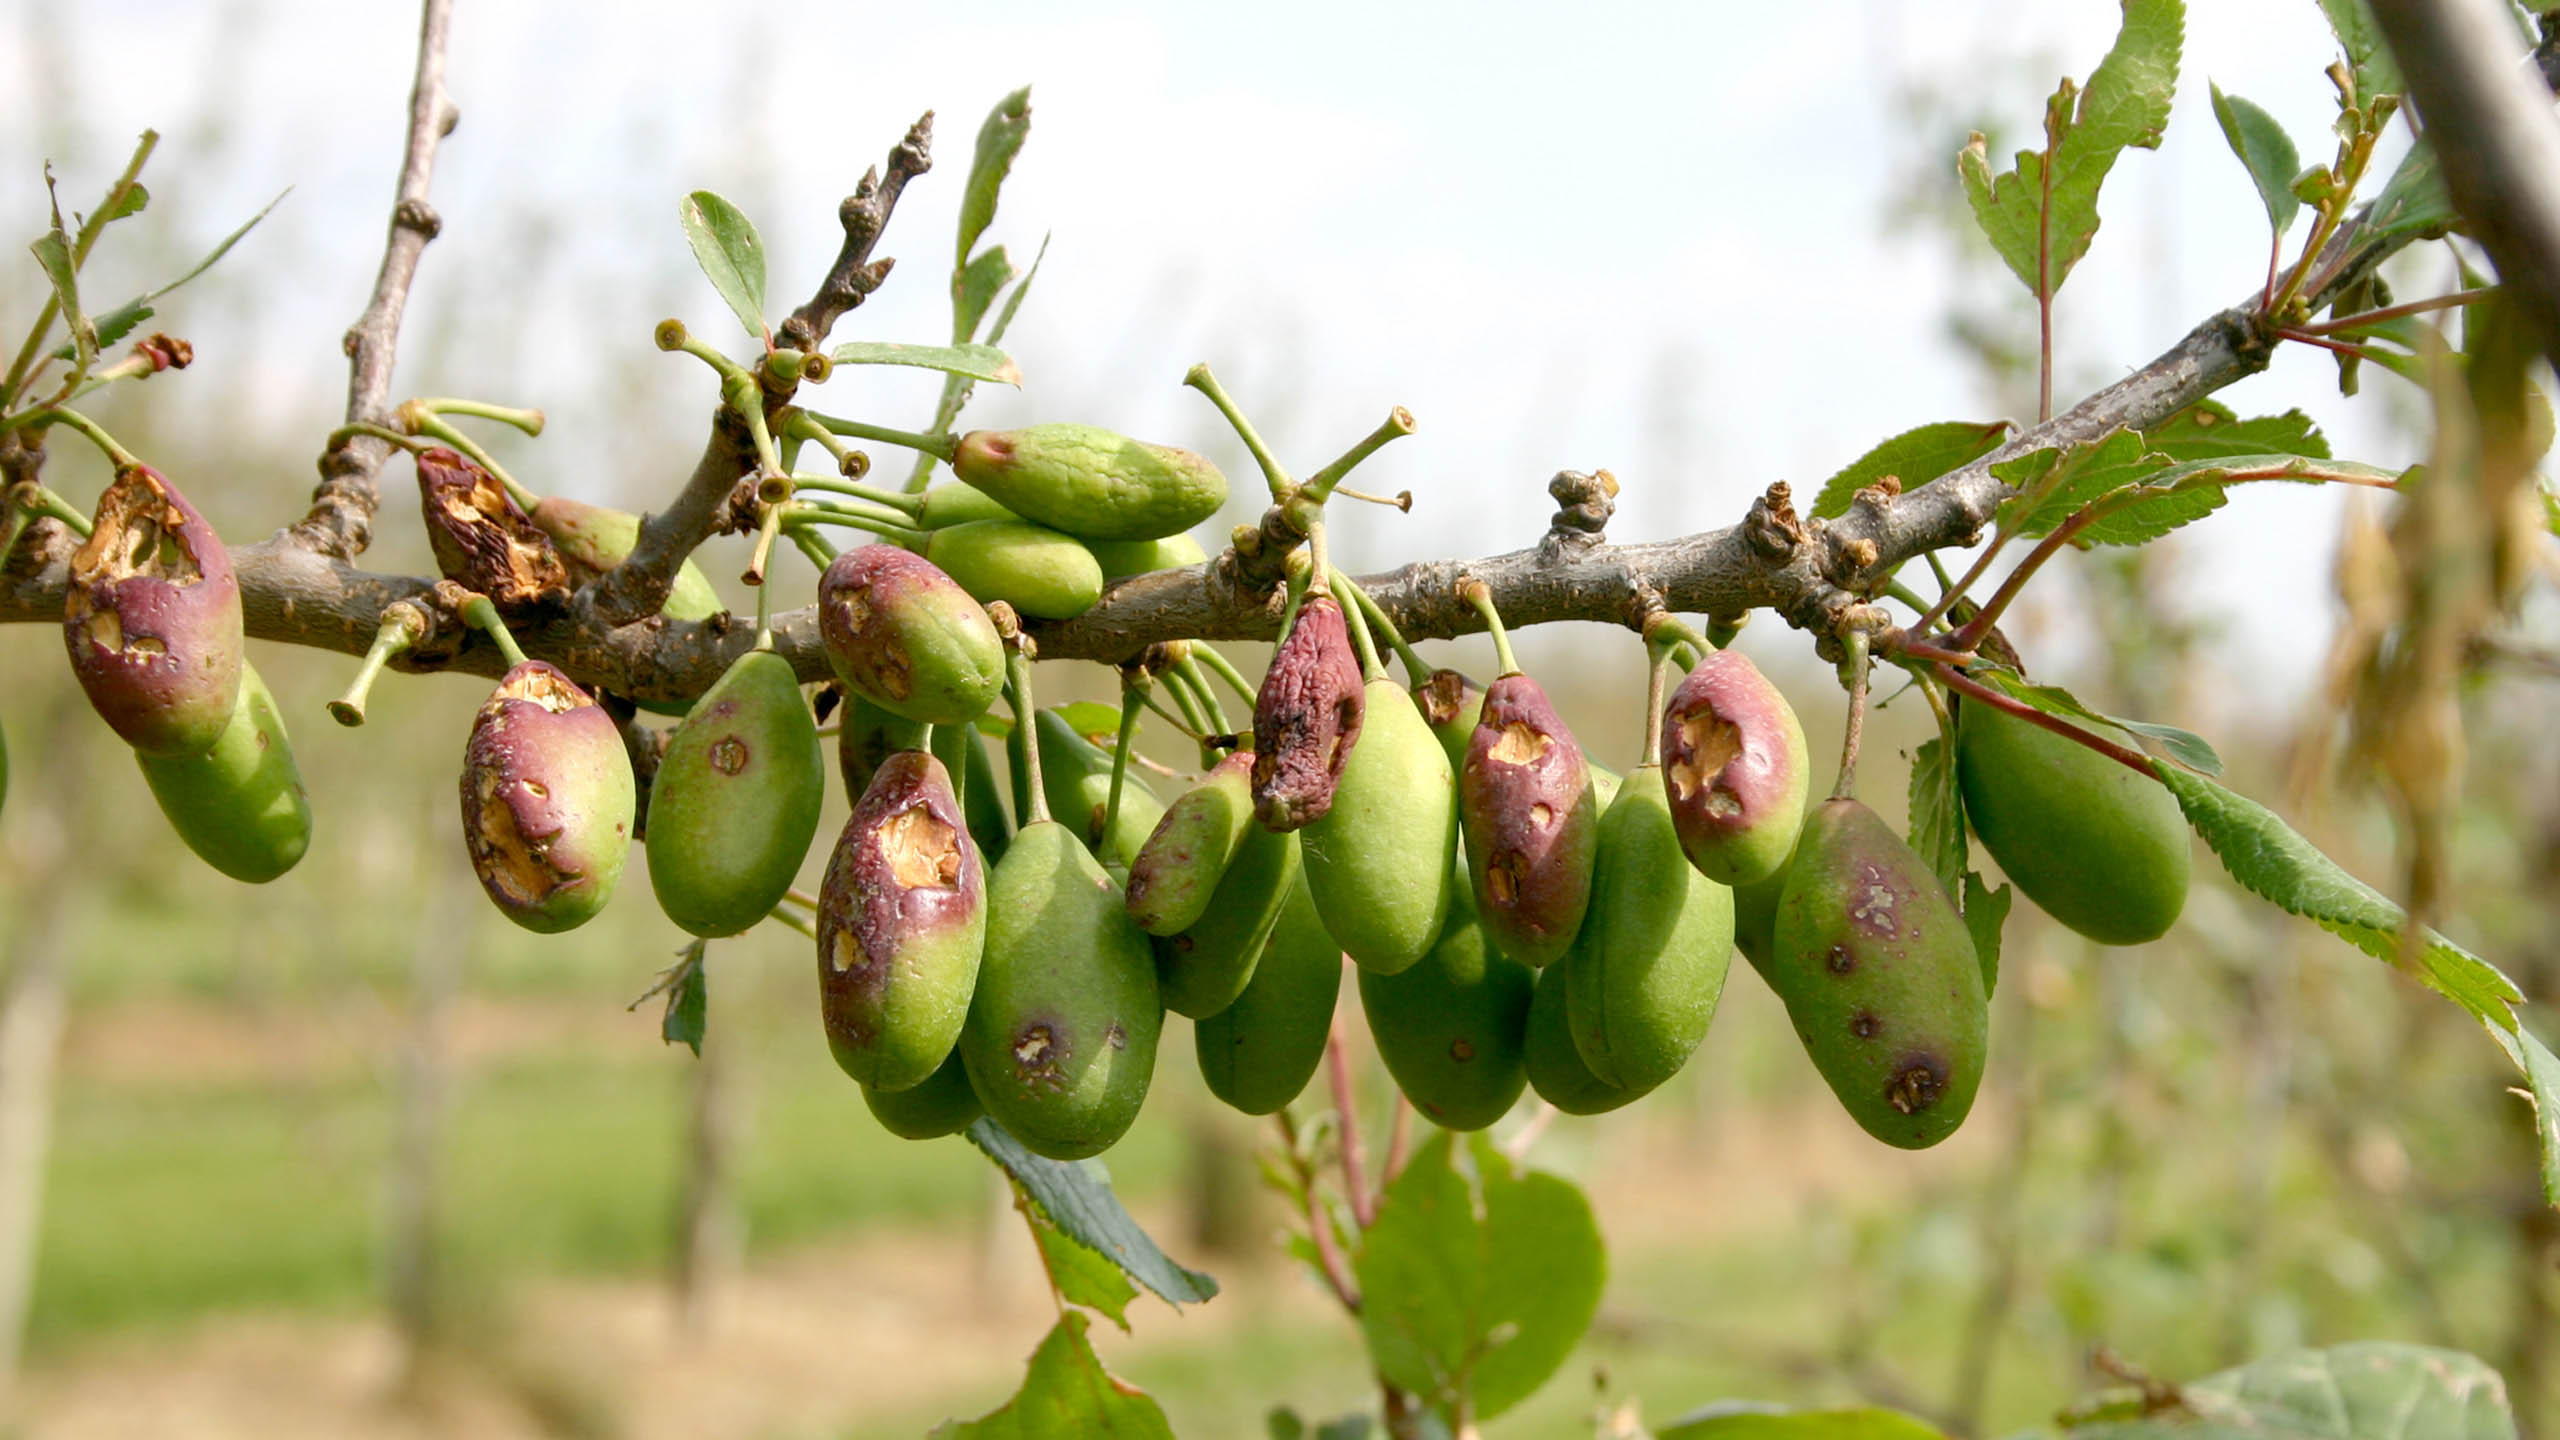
[61,464,243,757]
[458,660,633,932]
[818,750,986,1091]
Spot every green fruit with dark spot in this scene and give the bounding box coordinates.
[818,752,986,1092]
[1768,798,1986,1150]
[646,649,825,937]
[915,482,1019,530]
[1088,531,1207,581]
[960,819,1163,1160]
[1357,864,1532,1131]
[1955,700,2190,945]
[1303,677,1457,974]
[1195,872,1341,1115]
[951,424,1228,541]
[1035,709,1165,870]
[1563,764,1735,1091]
[1126,751,1256,936]
[1523,958,1647,1116]
[863,1049,983,1140]
[527,496,721,620]
[1155,825,1300,1019]
[918,520,1105,620]
[458,660,633,930]
[137,662,309,884]
[818,544,1006,726]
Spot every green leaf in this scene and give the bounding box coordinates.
[1812,420,2013,520]
[959,86,1033,270]
[2366,139,2457,245]
[1963,874,2012,999]
[29,229,90,372]
[987,232,1050,346]
[953,244,1017,346]
[1355,1133,1605,1425]
[2210,84,2302,236]
[2485,1023,2560,1208]
[57,188,289,362]
[2149,764,2522,1026]
[95,181,149,226]
[930,1311,1176,1439]
[2141,402,2329,462]
[1907,736,1967,899]
[1054,701,1125,749]
[679,190,768,341]
[660,941,707,1056]
[2066,1342,2514,1439]
[827,340,1022,387]
[2076,484,2228,546]
[1957,0,2183,297]
[1995,429,2167,537]
[965,1118,1220,1307]
[2318,0,2404,99]
[1027,1205,1140,1330]
[1658,1403,1951,1440]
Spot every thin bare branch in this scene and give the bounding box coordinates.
[778,113,935,352]
[291,0,457,560]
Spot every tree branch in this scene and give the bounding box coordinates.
[290,0,456,561]
[2369,0,2560,368]
[778,113,934,352]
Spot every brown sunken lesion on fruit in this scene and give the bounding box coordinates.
[880,803,961,889]
[1419,669,1470,728]
[417,447,570,607]
[828,928,871,977]
[1666,712,1744,804]
[710,737,750,775]
[1013,1023,1067,1088]
[1487,851,1524,905]
[467,769,567,905]
[1886,1054,1948,1115]
[1449,1037,1477,1062]
[493,663,588,715]
[1849,1010,1883,1040]
[75,469,206,587]
[1488,721,1550,765]
[1824,944,1856,975]
[1848,863,1902,938]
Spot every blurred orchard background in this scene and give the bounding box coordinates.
[1,1,2556,1437]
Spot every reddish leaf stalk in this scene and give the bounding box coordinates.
[1327,1014,1376,1231]
[1933,661,2153,775]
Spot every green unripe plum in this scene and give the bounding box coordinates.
[934,718,1013,867]
[914,482,1020,530]
[1303,676,1457,975]
[1955,700,2190,945]
[1660,650,1809,886]
[1087,531,1207,582]
[1034,709,1166,871]
[137,662,310,884]
[1126,751,1257,936]
[916,520,1104,621]
[818,752,987,1092]
[527,495,722,621]
[1195,873,1341,1115]
[1768,798,1986,1150]
[1523,958,1648,1116]
[817,543,1006,726]
[863,1049,983,1140]
[960,819,1164,1160]
[1357,865,1533,1131]
[646,649,825,937]
[951,424,1228,542]
[458,660,633,930]
[1563,764,1734,1091]
[1155,825,1300,1020]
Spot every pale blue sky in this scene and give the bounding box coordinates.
[4,2,2458,709]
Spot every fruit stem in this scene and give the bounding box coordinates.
[1461,579,1520,677]
[13,483,92,538]
[785,501,928,547]
[785,472,924,516]
[1191,644,1262,710]
[802,409,959,463]
[929,720,973,822]
[413,396,546,437]
[1331,562,1386,683]
[788,526,839,568]
[1948,503,2110,653]
[1641,633,1676,769]
[329,602,428,727]
[1912,528,2015,637]
[764,904,818,942]
[0,500,26,565]
[744,496,788,590]
[1932,662,2155,776]
[1139,682,1209,744]
[1102,682,1147,854]
[1335,571,1429,688]
[1005,645,1053,827]
[1646,611,1713,655]
[777,886,820,913]
[30,407,138,469]
[457,592,530,669]
[1172,652,1232,737]
[327,421,433,457]
[1332,484,1413,512]
[1183,363,1294,500]
[1298,406,1417,508]
[1831,629,1870,800]
[408,413,540,512]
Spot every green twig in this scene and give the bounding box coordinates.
[1183,363,1292,499]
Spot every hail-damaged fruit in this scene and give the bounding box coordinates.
[817,544,1006,726]
[1126,750,1258,936]
[646,649,825,938]
[139,661,311,884]
[527,495,721,621]
[950,423,1229,542]
[415,448,568,608]
[62,464,243,757]
[960,818,1163,1160]
[1660,650,1810,886]
[458,660,634,932]
[1460,673,1600,969]
[1252,594,1365,831]
[818,751,987,1093]
[1765,798,1986,1150]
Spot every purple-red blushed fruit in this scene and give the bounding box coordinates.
[817,544,1006,727]
[818,751,987,1092]
[459,660,635,933]
[416,447,568,607]
[1660,650,1810,887]
[62,464,243,757]
[1459,673,1600,968]
[1252,594,1365,831]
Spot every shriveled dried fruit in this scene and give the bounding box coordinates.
[1252,595,1365,832]
[459,660,634,932]
[416,447,568,608]
[62,464,243,757]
